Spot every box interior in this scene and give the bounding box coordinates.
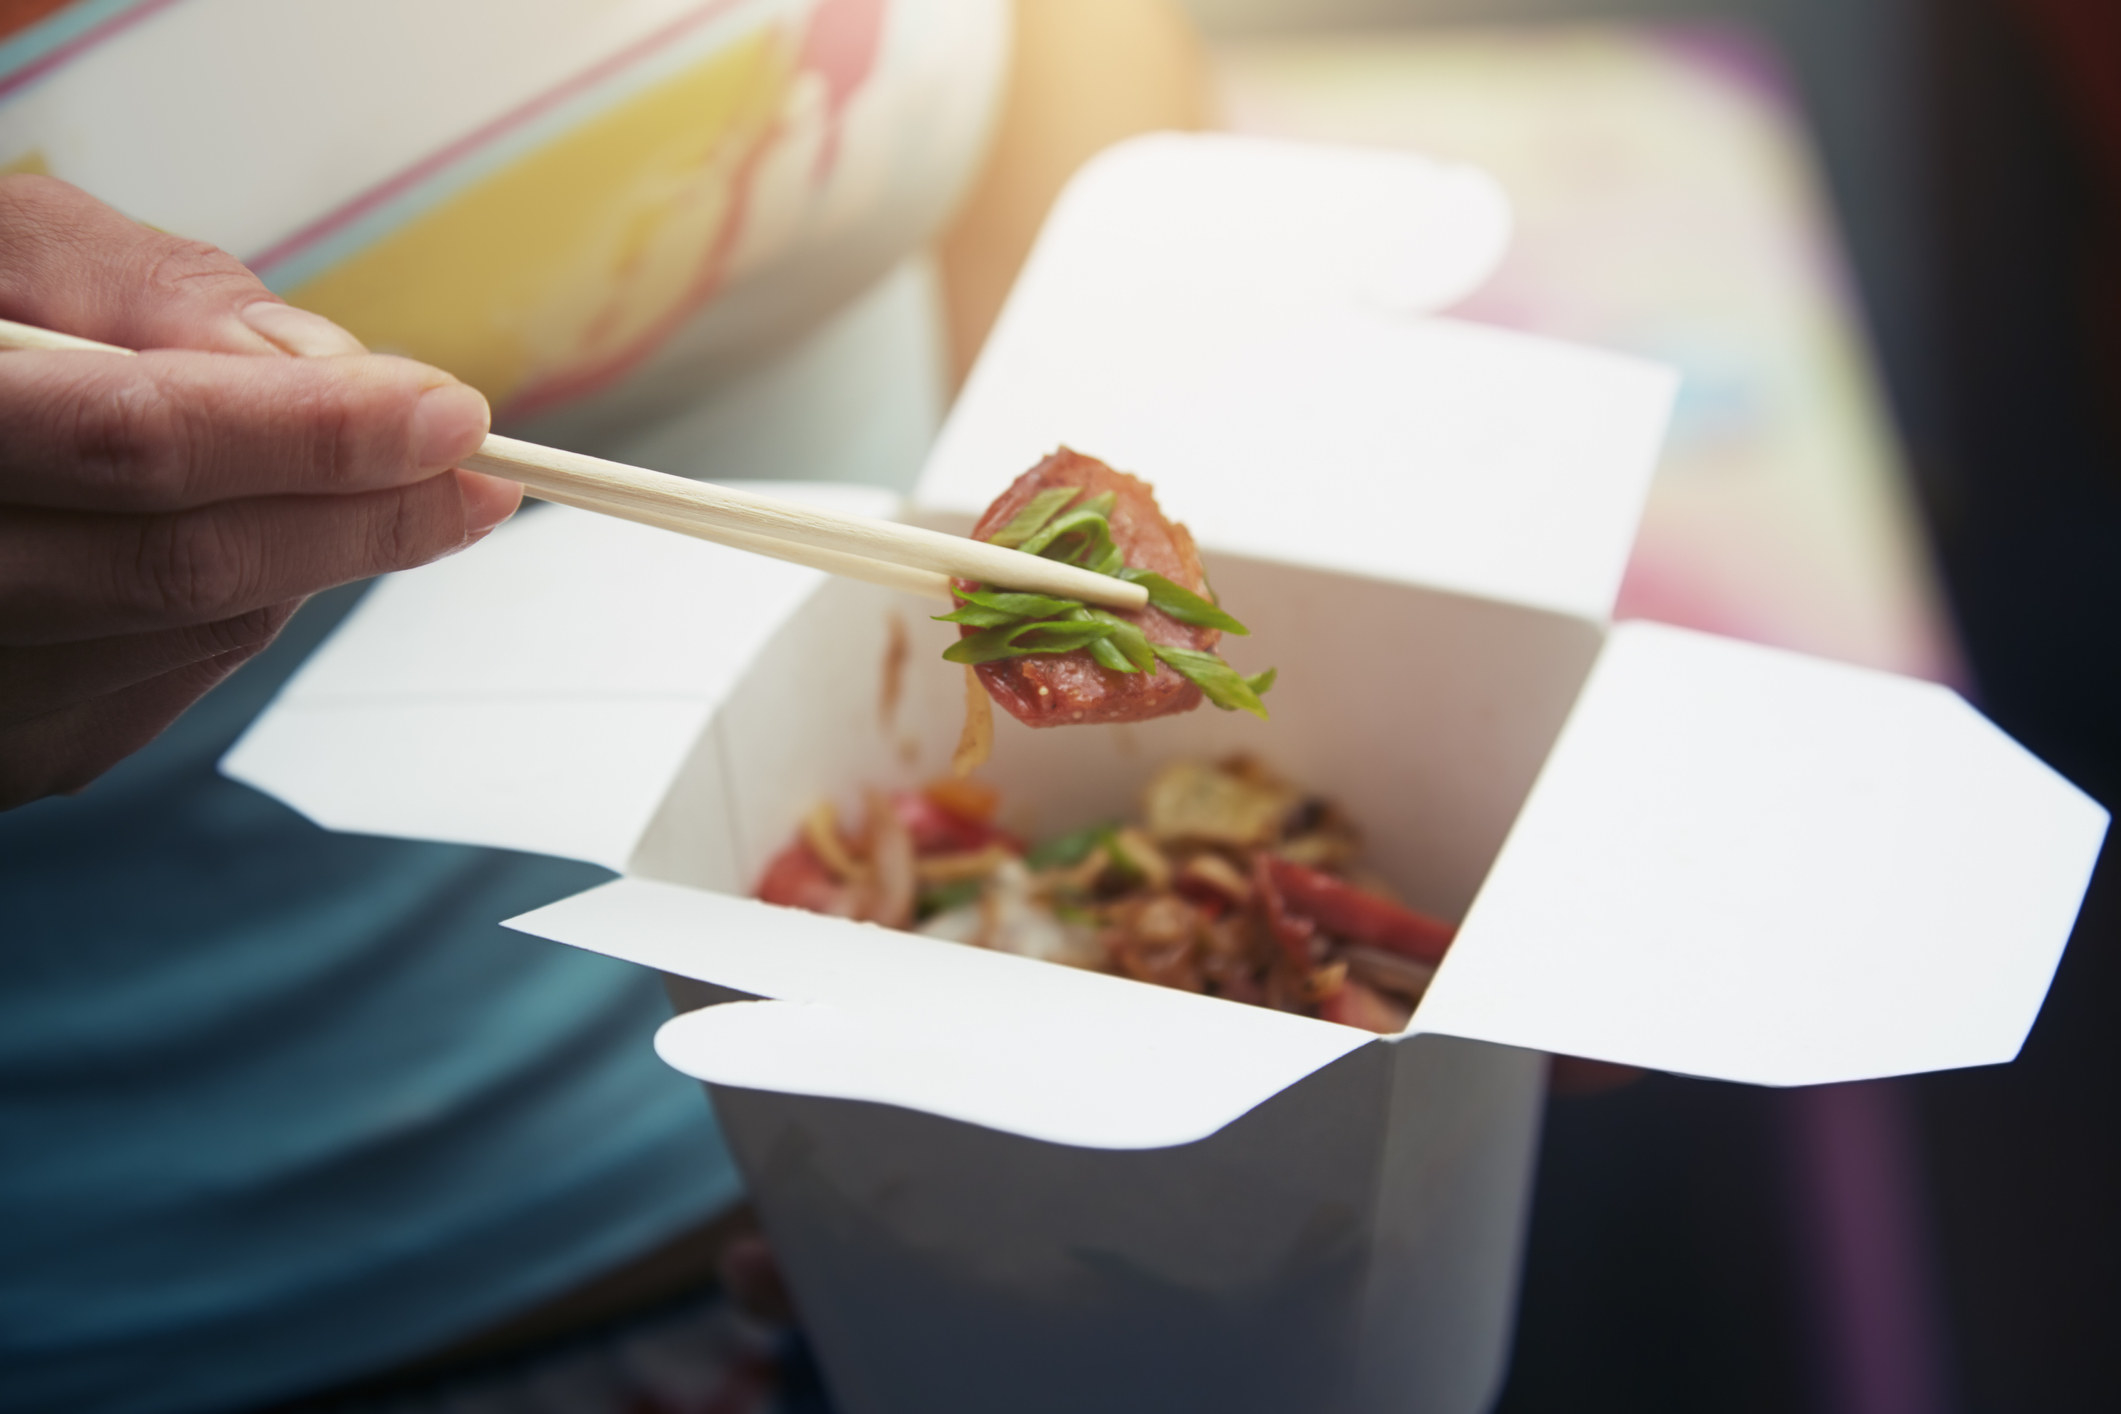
[626,545,1606,1005]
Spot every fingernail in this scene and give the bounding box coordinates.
[412,381,491,469]
[239,300,367,357]
[456,469,522,537]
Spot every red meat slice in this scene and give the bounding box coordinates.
[963,449,1219,727]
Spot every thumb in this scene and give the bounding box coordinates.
[0,174,363,358]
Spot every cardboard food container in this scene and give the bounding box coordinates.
[225,136,2107,1414]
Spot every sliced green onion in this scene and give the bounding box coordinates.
[957,586,1084,616]
[917,877,986,920]
[1026,822,1116,870]
[937,586,1084,623]
[1151,644,1275,719]
[1087,637,1139,674]
[1018,506,1118,568]
[944,619,1116,665]
[1119,568,1250,635]
[1085,609,1158,674]
[987,487,1081,549]
[935,604,1020,628]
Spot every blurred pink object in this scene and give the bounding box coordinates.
[1217,22,1960,686]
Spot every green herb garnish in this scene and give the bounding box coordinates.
[916,877,987,920]
[943,619,1118,665]
[1147,647,1276,720]
[1026,821,1117,871]
[939,484,1274,718]
[936,587,1085,627]
[1017,497,1120,569]
[986,487,1081,549]
[1118,568,1250,635]
[1083,608,1157,673]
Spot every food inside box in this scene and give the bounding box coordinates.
[758,756,1454,1035]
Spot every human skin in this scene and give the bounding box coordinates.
[0,175,512,809]
[0,1,1207,812]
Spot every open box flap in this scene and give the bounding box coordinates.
[222,488,888,869]
[917,132,1677,622]
[508,878,1375,1150]
[1414,622,2109,1086]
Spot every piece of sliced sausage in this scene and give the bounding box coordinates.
[964,449,1218,727]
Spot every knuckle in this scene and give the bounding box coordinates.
[197,602,290,657]
[217,359,369,490]
[366,489,419,570]
[201,636,273,678]
[286,373,358,487]
[134,235,256,306]
[367,481,456,573]
[67,370,196,508]
[129,508,250,621]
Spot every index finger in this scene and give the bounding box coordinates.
[0,347,491,511]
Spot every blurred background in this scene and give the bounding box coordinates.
[1171,1,2120,1411]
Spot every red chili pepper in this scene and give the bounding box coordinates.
[1172,874,1231,916]
[1259,857,1455,964]
[890,790,1022,856]
[1250,853,1322,969]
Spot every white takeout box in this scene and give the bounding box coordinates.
[225,136,2106,1414]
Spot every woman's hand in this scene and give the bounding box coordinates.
[0,175,519,808]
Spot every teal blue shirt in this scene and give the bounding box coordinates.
[0,582,744,1414]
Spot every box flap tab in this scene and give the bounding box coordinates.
[222,489,884,868]
[510,878,1374,1150]
[917,133,1676,621]
[1416,622,2107,1085]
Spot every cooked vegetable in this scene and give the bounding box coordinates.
[951,665,994,776]
[755,756,1454,1035]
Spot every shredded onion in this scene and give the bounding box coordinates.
[864,790,917,930]
[1343,945,1438,1002]
[915,844,1017,885]
[802,802,867,883]
[952,664,993,777]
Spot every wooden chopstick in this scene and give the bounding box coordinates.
[0,316,1151,612]
[0,318,114,354]
[463,435,1147,608]
[515,474,955,601]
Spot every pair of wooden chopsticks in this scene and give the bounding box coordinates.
[0,316,1149,612]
